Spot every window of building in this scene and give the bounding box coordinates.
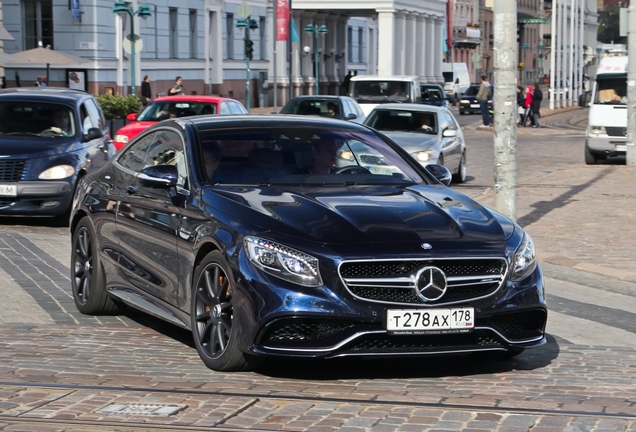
[347,26,353,61]
[357,28,363,63]
[169,8,178,59]
[259,16,266,60]
[226,13,234,59]
[22,0,53,50]
[189,10,197,59]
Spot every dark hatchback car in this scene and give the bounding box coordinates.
[0,88,113,223]
[279,95,366,123]
[459,84,493,115]
[420,83,449,108]
[70,115,547,371]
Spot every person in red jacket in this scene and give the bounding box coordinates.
[521,85,534,127]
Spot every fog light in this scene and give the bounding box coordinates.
[41,201,59,207]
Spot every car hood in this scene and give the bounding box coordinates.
[0,136,81,157]
[115,121,157,138]
[207,184,511,253]
[381,132,438,153]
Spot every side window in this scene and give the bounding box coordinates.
[145,129,188,188]
[79,104,95,133]
[233,101,248,114]
[229,101,244,114]
[84,99,105,130]
[342,100,354,118]
[220,101,232,114]
[443,112,458,130]
[117,132,156,172]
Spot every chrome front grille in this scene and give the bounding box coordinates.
[339,258,507,306]
[0,160,26,182]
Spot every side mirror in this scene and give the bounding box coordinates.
[442,129,457,138]
[83,127,104,142]
[126,113,138,121]
[138,165,178,188]
[425,164,452,186]
[455,78,459,84]
[347,113,358,119]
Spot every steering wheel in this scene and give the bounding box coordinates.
[334,165,371,175]
[40,127,64,136]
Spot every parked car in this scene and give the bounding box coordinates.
[364,103,467,183]
[279,95,366,123]
[70,115,546,371]
[113,95,248,151]
[459,84,493,115]
[420,83,449,108]
[0,87,114,224]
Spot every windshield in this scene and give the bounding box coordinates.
[281,99,342,118]
[594,76,627,105]
[463,86,480,96]
[351,81,411,103]
[197,127,425,186]
[0,102,76,137]
[365,109,438,135]
[137,101,217,121]
[420,87,444,103]
[442,72,454,83]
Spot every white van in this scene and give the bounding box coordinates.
[349,75,421,116]
[585,56,627,164]
[441,63,471,105]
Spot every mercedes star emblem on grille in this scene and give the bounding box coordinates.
[421,243,432,249]
[414,266,447,302]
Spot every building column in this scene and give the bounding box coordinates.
[325,14,338,94]
[377,10,396,76]
[404,13,416,76]
[434,17,445,84]
[415,14,425,81]
[301,12,315,94]
[395,12,406,75]
[425,16,435,82]
[337,16,348,93]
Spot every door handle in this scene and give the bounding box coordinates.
[126,185,138,194]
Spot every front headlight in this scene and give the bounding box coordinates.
[413,150,435,163]
[460,99,470,103]
[38,165,75,180]
[511,233,537,281]
[587,125,607,137]
[114,134,129,144]
[244,236,323,287]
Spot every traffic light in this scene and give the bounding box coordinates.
[244,39,254,60]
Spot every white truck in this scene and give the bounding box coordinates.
[585,56,628,164]
[441,63,471,106]
[348,75,421,116]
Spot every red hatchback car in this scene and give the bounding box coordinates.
[113,95,248,151]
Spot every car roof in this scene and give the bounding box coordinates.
[350,75,419,82]
[287,95,346,101]
[370,103,445,113]
[152,95,237,103]
[171,114,370,131]
[0,87,90,103]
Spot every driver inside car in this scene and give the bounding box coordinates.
[296,139,340,175]
[47,109,73,136]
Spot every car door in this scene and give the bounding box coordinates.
[80,99,112,170]
[115,127,187,306]
[440,111,461,168]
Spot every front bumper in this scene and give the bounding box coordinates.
[0,181,72,216]
[586,136,626,157]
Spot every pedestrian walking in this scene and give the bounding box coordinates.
[35,75,47,87]
[476,75,491,128]
[141,75,152,106]
[531,82,543,128]
[341,71,352,95]
[516,85,525,125]
[168,76,184,96]
[522,85,534,127]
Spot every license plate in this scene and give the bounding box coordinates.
[0,184,16,197]
[616,144,627,151]
[387,308,474,334]
[470,104,479,108]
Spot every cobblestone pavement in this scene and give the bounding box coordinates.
[1,107,636,431]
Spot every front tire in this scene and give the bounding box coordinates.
[584,145,598,165]
[452,151,467,184]
[71,218,122,315]
[191,251,262,371]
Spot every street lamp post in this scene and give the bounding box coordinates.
[236,16,259,112]
[304,24,328,95]
[112,0,152,96]
[538,44,545,82]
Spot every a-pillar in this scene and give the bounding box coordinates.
[415,14,426,82]
[377,10,396,75]
[301,12,315,95]
[434,17,445,84]
[424,16,435,82]
[404,13,416,76]
[325,14,338,94]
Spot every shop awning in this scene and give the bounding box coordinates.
[518,12,548,25]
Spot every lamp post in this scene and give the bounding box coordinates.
[538,44,545,82]
[304,23,328,95]
[112,0,152,96]
[236,15,259,112]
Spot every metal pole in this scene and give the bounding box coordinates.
[315,31,319,95]
[273,0,277,112]
[246,29,251,112]
[129,9,136,96]
[627,3,636,166]
[568,0,575,106]
[493,0,517,221]
[549,0,556,110]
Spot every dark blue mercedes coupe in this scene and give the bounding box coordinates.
[70,115,547,371]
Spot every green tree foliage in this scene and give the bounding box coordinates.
[95,94,142,120]
[598,6,625,44]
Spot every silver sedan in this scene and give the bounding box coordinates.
[363,103,467,183]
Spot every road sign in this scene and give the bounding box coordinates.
[237,2,252,19]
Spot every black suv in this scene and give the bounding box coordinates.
[0,88,114,224]
[459,84,493,115]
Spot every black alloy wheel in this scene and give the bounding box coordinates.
[71,218,122,314]
[191,251,262,371]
